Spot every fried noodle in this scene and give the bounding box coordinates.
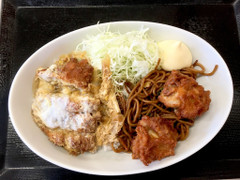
[113,60,218,153]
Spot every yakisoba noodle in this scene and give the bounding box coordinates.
[112,60,218,153]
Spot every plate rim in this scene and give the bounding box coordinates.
[8,20,234,176]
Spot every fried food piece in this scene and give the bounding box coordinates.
[158,70,211,119]
[132,116,178,166]
[32,82,101,154]
[58,58,93,89]
[32,54,101,155]
[38,57,93,89]
[33,53,124,155]
[96,55,124,147]
[33,115,97,155]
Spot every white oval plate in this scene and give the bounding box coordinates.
[8,21,233,175]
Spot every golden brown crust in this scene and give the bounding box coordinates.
[96,55,124,146]
[32,57,99,155]
[58,58,94,89]
[158,70,211,119]
[32,111,97,155]
[32,53,124,155]
[132,116,178,166]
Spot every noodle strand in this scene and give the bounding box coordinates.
[115,61,217,152]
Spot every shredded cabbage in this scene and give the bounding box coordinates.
[75,27,159,91]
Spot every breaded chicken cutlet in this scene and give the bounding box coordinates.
[32,53,124,155]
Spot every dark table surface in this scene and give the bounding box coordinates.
[1,0,240,179]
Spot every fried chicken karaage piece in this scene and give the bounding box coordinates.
[158,70,211,119]
[132,116,178,166]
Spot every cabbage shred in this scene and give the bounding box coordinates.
[76,28,159,93]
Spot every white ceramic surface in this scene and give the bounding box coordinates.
[8,21,233,175]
